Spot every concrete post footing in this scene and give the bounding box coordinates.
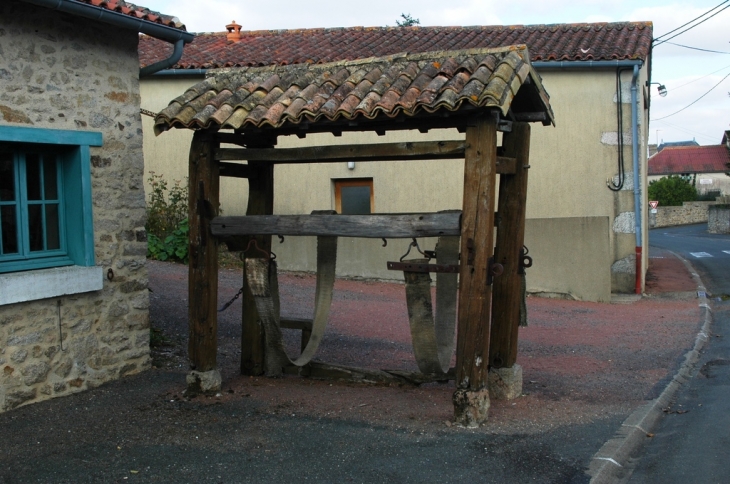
[452,388,490,428]
[185,369,222,395]
[488,364,523,400]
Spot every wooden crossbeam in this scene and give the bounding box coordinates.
[217,141,466,163]
[210,212,462,239]
[216,142,517,174]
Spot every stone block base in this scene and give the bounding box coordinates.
[488,364,523,400]
[186,369,222,395]
[452,388,490,428]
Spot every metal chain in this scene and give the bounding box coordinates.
[140,108,158,118]
[218,287,244,312]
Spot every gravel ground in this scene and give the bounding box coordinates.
[0,255,702,483]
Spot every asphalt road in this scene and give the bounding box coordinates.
[629,223,730,483]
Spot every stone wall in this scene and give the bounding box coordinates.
[649,201,717,229]
[0,2,150,412]
[708,205,730,234]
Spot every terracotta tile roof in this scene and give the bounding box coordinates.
[139,22,651,70]
[154,45,554,135]
[648,145,730,175]
[68,0,186,30]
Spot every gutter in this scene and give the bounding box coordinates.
[631,65,642,294]
[20,0,194,76]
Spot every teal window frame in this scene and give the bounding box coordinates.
[0,126,101,274]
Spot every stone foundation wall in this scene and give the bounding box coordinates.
[649,201,717,228]
[0,2,150,412]
[708,205,730,234]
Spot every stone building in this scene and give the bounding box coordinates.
[0,0,192,412]
[139,21,655,302]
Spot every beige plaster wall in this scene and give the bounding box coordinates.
[140,63,650,300]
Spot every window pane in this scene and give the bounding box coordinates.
[43,156,58,200]
[26,153,41,200]
[0,153,14,201]
[28,204,44,251]
[45,204,60,250]
[340,185,372,214]
[1,205,18,254]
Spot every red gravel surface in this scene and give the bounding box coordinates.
[148,250,703,434]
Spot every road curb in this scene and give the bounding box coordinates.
[587,251,713,484]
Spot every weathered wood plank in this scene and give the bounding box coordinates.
[211,212,462,239]
[217,141,466,163]
[455,116,498,391]
[490,122,531,369]
[188,132,220,372]
[216,143,516,174]
[240,153,275,376]
[282,362,455,385]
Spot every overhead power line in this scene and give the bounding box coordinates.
[663,41,730,55]
[653,1,730,46]
[654,0,728,42]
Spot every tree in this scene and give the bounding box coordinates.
[647,175,698,206]
[396,13,420,27]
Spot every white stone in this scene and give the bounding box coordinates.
[186,370,222,394]
[0,266,103,306]
[613,212,636,234]
[488,365,523,400]
[601,132,634,146]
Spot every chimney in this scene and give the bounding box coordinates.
[226,21,242,42]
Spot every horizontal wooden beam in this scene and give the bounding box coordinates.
[216,141,467,163]
[216,142,516,174]
[210,212,462,239]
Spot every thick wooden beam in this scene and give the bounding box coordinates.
[188,132,220,373]
[240,141,275,376]
[490,123,531,369]
[211,212,462,239]
[216,141,466,163]
[455,116,498,391]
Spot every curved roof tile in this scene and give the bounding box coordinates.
[154,45,554,134]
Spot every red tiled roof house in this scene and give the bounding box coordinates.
[0,0,192,412]
[139,21,654,301]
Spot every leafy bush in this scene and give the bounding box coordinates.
[648,175,697,207]
[146,172,189,263]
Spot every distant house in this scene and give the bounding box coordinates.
[648,132,730,196]
[139,21,654,301]
[0,0,192,412]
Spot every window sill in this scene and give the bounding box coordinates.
[0,266,103,306]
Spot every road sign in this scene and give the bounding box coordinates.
[649,201,658,210]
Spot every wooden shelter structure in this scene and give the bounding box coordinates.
[153,45,555,426]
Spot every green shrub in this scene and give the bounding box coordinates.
[146,172,189,263]
[648,175,697,207]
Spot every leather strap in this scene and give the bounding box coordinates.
[245,235,338,376]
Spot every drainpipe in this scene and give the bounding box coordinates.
[631,65,642,294]
[20,0,194,76]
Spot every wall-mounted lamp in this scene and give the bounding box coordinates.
[347,161,355,170]
[648,82,668,97]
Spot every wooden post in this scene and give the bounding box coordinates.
[490,122,531,369]
[187,131,221,392]
[240,138,276,376]
[487,123,531,401]
[453,115,498,427]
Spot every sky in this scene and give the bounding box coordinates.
[147,0,730,146]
